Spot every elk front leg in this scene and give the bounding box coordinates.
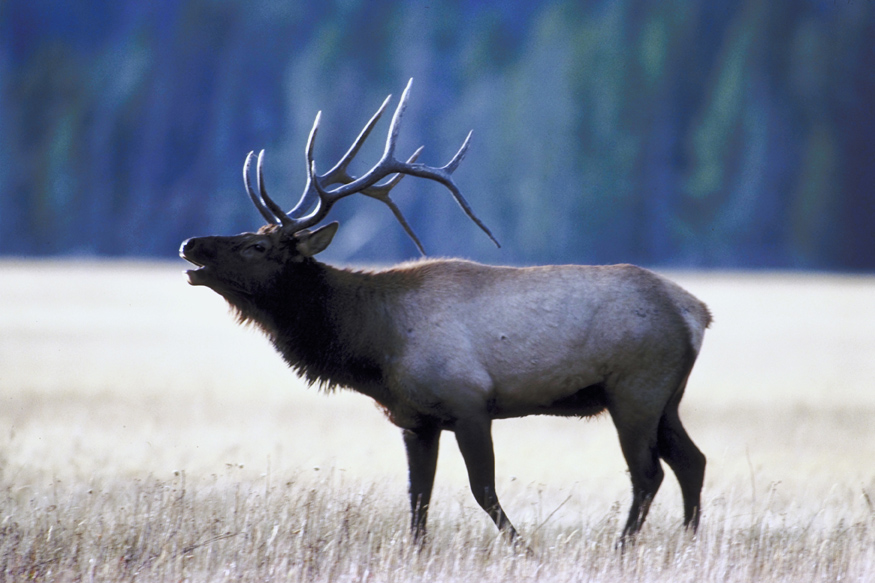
[403,424,441,540]
[453,417,518,540]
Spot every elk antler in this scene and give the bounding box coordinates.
[242,79,500,254]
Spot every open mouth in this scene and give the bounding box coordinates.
[179,240,209,285]
[181,261,207,285]
[182,262,210,286]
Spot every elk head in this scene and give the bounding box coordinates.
[180,79,498,304]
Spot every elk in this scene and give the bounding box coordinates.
[180,79,710,543]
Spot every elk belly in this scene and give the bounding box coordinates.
[488,363,607,418]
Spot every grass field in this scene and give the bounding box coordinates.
[0,260,873,582]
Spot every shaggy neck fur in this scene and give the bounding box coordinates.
[226,259,386,395]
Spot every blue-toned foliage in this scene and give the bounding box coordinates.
[1,0,872,269]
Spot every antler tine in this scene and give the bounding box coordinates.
[382,77,413,160]
[256,150,291,223]
[299,156,334,230]
[323,93,393,186]
[244,151,282,225]
[305,111,322,173]
[376,197,426,256]
[444,129,472,173]
[284,112,324,220]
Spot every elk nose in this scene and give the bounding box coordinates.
[179,238,198,259]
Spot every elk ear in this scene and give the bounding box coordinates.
[296,222,339,257]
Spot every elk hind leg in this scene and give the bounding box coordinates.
[611,412,664,541]
[657,397,706,531]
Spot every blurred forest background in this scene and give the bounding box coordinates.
[1,0,873,269]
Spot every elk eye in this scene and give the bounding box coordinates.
[243,242,267,257]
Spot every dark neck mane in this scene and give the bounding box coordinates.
[228,260,385,394]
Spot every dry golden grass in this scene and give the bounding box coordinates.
[0,260,873,581]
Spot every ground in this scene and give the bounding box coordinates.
[0,261,872,581]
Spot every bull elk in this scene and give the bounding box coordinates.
[180,79,711,543]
